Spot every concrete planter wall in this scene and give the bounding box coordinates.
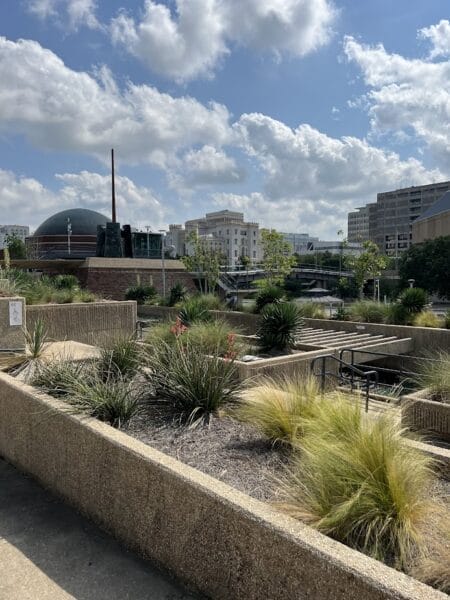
[27,301,137,345]
[0,296,26,351]
[401,388,450,441]
[0,372,445,600]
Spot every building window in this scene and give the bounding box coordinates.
[235,239,238,244]
[234,250,237,257]
[253,251,256,258]
[235,229,238,234]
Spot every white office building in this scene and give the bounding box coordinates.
[0,225,30,249]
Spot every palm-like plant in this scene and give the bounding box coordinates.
[258,302,304,352]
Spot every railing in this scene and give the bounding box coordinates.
[311,354,379,412]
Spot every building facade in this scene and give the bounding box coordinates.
[412,191,450,244]
[348,181,450,255]
[0,225,30,249]
[281,232,318,254]
[347,205,373,242]
[175,210,262,266]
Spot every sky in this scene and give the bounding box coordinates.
[1,1,450,238]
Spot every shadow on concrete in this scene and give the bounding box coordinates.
[0,459,200,600]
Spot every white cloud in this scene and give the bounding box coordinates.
[0,37,232,168]
[419,19,450,59]
[234,113,443,235]
[0,169,167,230]
[27,0,100,30]
[111,0,336,82]
[344,33,450,165]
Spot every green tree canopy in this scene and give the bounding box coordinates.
[181,231,224,294]
[261,229,296,284]
[347,240,387,298]
[399,236,450,299]
[5,233,26,260]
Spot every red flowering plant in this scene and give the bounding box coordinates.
[223,332,238,361]
[170,316,188,338]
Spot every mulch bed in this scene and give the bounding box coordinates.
[128,407,289,502]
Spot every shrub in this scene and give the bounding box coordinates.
[445,310,450,329]
[280,407,435,568]
[145,321,179,348]
[258,302,304,352]
[31,359,89,397]
[97,337,141,382]
[413,311,442,328]
[178,296,212,326]
[125,285,157,304]
[53,274,79,290]
[254,285,284,313]
[414,352,450,403]
[232,375,322,445]
[398,287,428,316]
[386,302,409,325]
[297,302,325,319]
[68,376,144,428]
[333,305,349,321]
[75,290,97,303]
[6,318,49,379]
[145,340,240,425]
[349,301,388,323]
[196,293,224,310]
[51,289,75,304]
[185,319,245,357]
[168,283,188,306]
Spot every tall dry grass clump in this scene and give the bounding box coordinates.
[232,375,322,445]
[414,352,450,403]
[279,399,436,568]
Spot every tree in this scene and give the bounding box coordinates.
[181,231,224,294]
[260,229,296,285]
[348,240,387,299]
[5,234,26,259]
[399,236,450,299]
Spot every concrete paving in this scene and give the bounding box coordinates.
[0,459,199,600]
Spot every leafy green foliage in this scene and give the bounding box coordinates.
[261,229,296,285]
[232,375,322,445]
[398,287,428,315]
[297,302,325,319]
[5,233,26,259]
[333,305,350,321]
[125,285,157,304]
[280,403,435,568]
[31,360,89,397]
[258,302,304,352]
[178,296,213,326]
[347,240,387,298]
[254,284,284,313]
[145,340,240,425]
[53,274,79,290]
[399,236,450,299]
[181,231,224,294]
[445,310,450,329]
[97,337,141,382]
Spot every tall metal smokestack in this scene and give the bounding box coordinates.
[111,148,116,223]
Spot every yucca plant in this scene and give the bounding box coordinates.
[97,336,141,382]
[5,318,49,378]
[168,283,188,306]
[53,274,79,290]
[31,359,89,397]
[254,285,284,313]
[145,340,240,425]
[279,405,435,569]
[414,352,450,403]
[398,287,428,316]
[232,375,322,445]
[258,302,304,352]
[178,296,212,327]
[68,374,144,428]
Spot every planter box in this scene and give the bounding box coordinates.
[401,388,450,442]
[0,296,26,351]
[27,301,137,345]
[1,372,445,600]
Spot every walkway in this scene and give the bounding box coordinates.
[0,459,198,600]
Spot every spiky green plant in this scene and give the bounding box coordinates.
[398,287,428,316]
[232,375,322,445]
[53,274,79,290]
[125,285,157,304]
[279,405,435,568]
[145,340,240,425]
[258,302,304,352]
[97,337,141,382]
[168,283,188,306]
[178,296,212,327]
[31,359,89,397]
[445,310,450,329]
[254,285,284,313]
[414,352,450,403]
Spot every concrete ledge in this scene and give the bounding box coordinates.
[0,372,445,599]
[27,301,137,345]
[401,388,450,442]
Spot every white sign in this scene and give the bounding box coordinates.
[9,301,23,327]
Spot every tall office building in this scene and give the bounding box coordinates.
[347,205,373,242]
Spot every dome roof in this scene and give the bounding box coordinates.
[34,208,111,237]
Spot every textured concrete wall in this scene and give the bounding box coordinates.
[0,373,445,600]
[0,297,26,351]
[402,388,450,441]
[27,301,137,345]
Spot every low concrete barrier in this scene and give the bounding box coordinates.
[27,301,137,345]
[0,372,444,600]
[0,296,26,351]
[401,388,450,442]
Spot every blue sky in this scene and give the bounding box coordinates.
[1,0,450,237]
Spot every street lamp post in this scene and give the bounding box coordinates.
[159,230,166,298]
[67,218,72,256]
[145,225,151,258]
[408,278,415,289]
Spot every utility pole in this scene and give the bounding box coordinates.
[67,218,72,256]
[111,148,116,223]
[159,230,166,298]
